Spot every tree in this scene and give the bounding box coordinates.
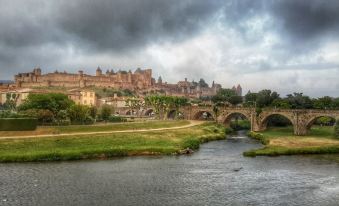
[173,96,188,119]
[271,98,291,109]
[313,96,334,109]
[212,88,242,106]
[144,95,188,120]
[285,93,313,109]
[256,89,279,108]
[21,109,54,125]
[89,106,98,119]
[228,95,243,106]
[315,116,335,126]
[125,98,143,116]
[100,105,112,122]
[68,104,90,124]
[244,91,257,107]
[19,93,74,116]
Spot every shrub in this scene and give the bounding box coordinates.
[247,131,269,145]
[335,119,339,138]
[108,116,127,123]
[0,118,37,131]
[230,120,251,131]
[225,127,234,134]
[68,104,90,124]
[20,109,54,125]
[100,105,112,122]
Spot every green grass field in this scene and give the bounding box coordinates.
[0,120,190,137]
[244,126,339,157]
[0,122,225,162]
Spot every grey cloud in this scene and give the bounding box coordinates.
[0,0,338,97]
[272,0,339,42]
[46,0,222,51]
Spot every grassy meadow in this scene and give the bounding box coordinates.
[244,126,339,157]
[0,122,225,163]
[0,120,190,137]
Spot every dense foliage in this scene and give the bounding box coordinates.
[212,89,242,106]
[242,90,339,110]
[18,93,73,116]
[0,118,38,131]
[144,95,188,119]
[335,120,339,138]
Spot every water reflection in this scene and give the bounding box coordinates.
[0,133,338,206]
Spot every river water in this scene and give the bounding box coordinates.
[1,133,339,206]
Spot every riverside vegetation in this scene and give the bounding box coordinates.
[0,122,226,163]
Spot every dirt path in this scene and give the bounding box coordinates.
[0,121,205,140]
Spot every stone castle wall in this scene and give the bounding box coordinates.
[14,67,224,97]
[15,68,153,90]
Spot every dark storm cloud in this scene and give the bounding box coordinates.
[55,0,223,51]
[272,0,339,42]
[0,0,223,77]
[0,0,338,96]
[1,0,338,57]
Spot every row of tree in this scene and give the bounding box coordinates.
[211,88,339,110]
[11,93,114,125]
[144,95,188,119]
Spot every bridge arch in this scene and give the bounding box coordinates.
[259,113,294,131]
[144,108,154,116]
[222,112,251,126]
[193,110,214,121]
[126,110,134,116]
[306,115,337,130]
[167,110,185,119]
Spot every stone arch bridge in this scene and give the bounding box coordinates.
[180,106,339,136]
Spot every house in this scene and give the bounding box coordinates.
[68,89,97,106]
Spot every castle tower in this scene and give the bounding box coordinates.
[236,84,242,96]
[158,76,162,84]
[96,67,102,76]
[33,67,41,76]
[128,70,132,83]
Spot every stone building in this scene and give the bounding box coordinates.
[14,67,226,99]
[0,88,33,106]
[68,89,97,106]
[232,84,242,96]
[15,67,153,90]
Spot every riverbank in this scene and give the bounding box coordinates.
[0,122,225,163]
[244,126,339,157]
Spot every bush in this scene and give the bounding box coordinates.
[0,118,37,131]
[0,110,26,118]
[20,109,54,125]
[100,105,112,121]
[230,120,251,131]
[108,116,127,123]
[84,116,95,125]
[247,131,269,145]
[225,127,234,134]
[335,119,339,138]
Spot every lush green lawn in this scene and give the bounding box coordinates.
[0,123,225,162]
[0,120,190,137]
[244,126,339,157]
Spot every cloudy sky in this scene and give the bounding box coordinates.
[0,0,338,97]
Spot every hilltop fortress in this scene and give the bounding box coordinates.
[14,67,241,98]
[15,67,152,90]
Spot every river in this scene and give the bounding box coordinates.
[0,132,339,206]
